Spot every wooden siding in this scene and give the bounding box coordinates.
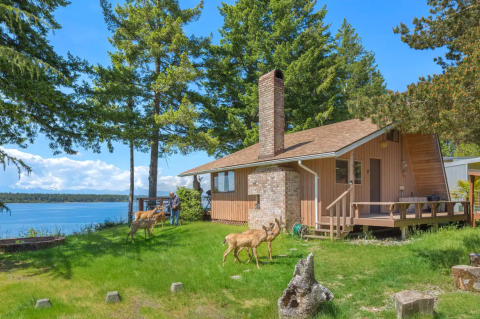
[211,167,257,221]
[208,133,448,227]
[405,134,449,199]
[291,133,418,226]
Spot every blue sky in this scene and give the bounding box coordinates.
[2,0,446,194]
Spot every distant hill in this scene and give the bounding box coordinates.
[0,192,171,203]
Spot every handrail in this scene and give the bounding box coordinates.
[326,185,354,210]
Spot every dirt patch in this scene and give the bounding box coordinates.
[244,298,269,308]
[349,238,416,246]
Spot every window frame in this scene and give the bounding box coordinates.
[335,159,362,185]
[386,130,400,143]
[213,170,235,193]
[335,159,349,185]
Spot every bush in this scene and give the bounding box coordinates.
[177,187,204,221]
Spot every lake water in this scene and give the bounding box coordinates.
[0,202,128,238]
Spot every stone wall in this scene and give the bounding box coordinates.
[247,165,300,230]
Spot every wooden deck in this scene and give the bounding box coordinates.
[317,200,470,240]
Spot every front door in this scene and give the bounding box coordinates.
[370,159,381,213]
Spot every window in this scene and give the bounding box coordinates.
[336,160,348,184]
[386,130,399,142]
[354,161,362,185]
[336,160,362,184]
[213,171,235,192]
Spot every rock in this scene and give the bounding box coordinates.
[470,253,480,267]
[171,282,184,293]
[105,291,121,303]
[394,290,434,318]
[35,298,51,309]
[278,253,333,319]
[230,275,241,280]
[452,265,480,292]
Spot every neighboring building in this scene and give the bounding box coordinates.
[179,70,453,235]
[444,157,480,211]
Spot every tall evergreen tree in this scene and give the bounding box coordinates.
[203,0,385,158]
[0,1,106,212]
[350,0,480,145]
[334,19,385,122]
[100,0,217,202]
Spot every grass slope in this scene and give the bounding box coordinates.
[1,223,480,318]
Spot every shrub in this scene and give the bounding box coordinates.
[177,187,204,221]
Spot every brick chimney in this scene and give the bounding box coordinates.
[258,69,284,159]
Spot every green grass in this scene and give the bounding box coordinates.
[1,222,480,318]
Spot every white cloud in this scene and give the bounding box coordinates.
[0,147,210,193]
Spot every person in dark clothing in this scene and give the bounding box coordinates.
[165,191,181,227]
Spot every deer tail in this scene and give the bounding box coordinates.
[223,237,227,246]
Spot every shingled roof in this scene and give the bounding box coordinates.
[179,119,386,176]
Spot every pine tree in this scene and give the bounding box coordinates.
[0,1,106,212]
[100,0,217,203]
[334,19,385,122]
[203,0,385,157]
[349,0,480,145]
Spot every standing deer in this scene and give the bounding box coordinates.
[240,218,287,262]
[132,205,163,222]
[125,219,155,244]
[222,225,273,268]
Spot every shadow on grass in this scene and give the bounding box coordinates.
[412,247,464,271]
[463,233,480,252]
[313,302,342,318]
[0,224,185,279]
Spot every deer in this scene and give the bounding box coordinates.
[132,205,163,222]
[150,210,166,233]
[125,219,155,244]
[239,218,288,262]
[222,224,274,269]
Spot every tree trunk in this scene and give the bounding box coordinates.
[148,58,161,206]
[128,140,134,225]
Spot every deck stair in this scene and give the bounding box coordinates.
[304,221,352,240]
[306,185,355,241]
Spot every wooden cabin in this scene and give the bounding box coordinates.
[179,70,469,239]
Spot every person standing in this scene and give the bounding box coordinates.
[166,191,181,227]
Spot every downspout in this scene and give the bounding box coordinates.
[298,160,319,229]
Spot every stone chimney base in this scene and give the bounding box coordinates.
[247,166,300,231]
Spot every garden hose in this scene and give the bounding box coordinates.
[292,223,309,238]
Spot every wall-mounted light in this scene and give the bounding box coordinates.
[380,140,388,148]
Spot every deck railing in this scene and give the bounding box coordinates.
[326,185,354,240]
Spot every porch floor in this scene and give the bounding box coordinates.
[320,211,468,228]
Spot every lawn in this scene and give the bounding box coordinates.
[1,222,480,319]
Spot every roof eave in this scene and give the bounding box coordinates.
[178,124,391,177]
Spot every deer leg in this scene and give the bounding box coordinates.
[268,241,273,261]
[125,232,131,244]
[233,247,242,263]
[253,247,260,268]
[223,246,234,267]
[246,248,253,264]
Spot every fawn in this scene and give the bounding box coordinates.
[132,205,163,222]
[125,219,155,244]
[242,218,287,262]
[222,225,273,268]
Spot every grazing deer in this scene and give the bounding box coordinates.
[244,218,288,262]
[222,225,274,268]
[132,205,163,222]
[125,219,155,244]
[150,210,166,233]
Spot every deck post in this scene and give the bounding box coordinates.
[401,226,406,240]
[388,204,395,220]
[349,151,355,216]
[138,198,144,212]
[470,174,475,225]
[363,225,369,235]
[336,202,341,239]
